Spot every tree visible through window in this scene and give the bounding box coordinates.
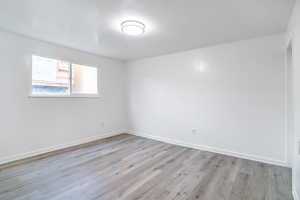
[31,55,98,97]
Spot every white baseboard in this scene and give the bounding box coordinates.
[294,190,299,200]
[129,130,289,167]
[0,130,125,166]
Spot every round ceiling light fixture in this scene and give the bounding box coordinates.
[121,20,145,36]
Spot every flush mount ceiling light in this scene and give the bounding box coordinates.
[121,20,145,36]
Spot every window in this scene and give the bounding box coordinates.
[31,55,98,97]
[72,64,98,95]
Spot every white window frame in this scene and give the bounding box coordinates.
[29,55,100,98]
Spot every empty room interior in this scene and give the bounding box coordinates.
[0,0,300,199]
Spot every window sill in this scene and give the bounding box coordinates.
[29,94,100,98]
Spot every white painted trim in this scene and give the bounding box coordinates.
[129,130,289,167]
[29,94,101,98]
[284,41,293,167]
[294,190,299,200]
[0,130,125,166]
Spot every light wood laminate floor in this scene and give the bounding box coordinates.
[0,134,293,200]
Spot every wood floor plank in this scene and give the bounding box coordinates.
[0,134,293,200]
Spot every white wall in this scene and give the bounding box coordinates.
[127,34,287,166]
[287,0,300,198]
[0,30,128,164]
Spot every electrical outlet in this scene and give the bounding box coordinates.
[100,122,105,128]
[192,129,197,134]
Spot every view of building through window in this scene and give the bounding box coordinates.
[32,56,70,95]
[32,55,98,96]
[72,64,98,94]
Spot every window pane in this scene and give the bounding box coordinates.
[32,55,70,95]
[72,64,98,94]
